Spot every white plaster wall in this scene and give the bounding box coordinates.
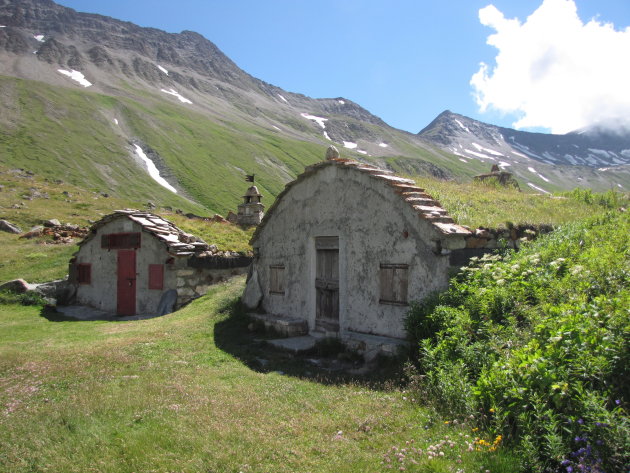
[251,165,452,339]
[74,218,176,314]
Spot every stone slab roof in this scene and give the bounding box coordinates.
[251,158,470,244]
[78,209,209,256]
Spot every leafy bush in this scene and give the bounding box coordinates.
[405,211,630,472]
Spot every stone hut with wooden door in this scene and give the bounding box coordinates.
[242,149,471,354]
[69,210,251,316]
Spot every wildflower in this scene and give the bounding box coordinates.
[577,419,584,425]
[489,408,495,413]
[615,399,621,405]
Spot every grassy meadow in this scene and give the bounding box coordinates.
[2,136,629,471]
[0,279,523,473]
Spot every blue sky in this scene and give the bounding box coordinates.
[55,0,630,134]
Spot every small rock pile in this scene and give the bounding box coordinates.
[19,220,89,244]
[464,224,554,250]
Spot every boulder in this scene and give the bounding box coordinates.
[242,267,263,309]
[0,219,21,234]
[0,279,34,293]
[43,218,61,227]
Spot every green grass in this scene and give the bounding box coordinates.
[412,176,629,228]
[0,279,522,472]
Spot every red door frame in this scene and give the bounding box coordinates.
[117,250,136,315]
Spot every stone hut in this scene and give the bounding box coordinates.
[242,153,471,353]
[473,164,520,189]
[69,210,251,316]
[228,185,264,226]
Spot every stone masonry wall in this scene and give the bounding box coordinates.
[449,224,554,267]
[175,255,252,307]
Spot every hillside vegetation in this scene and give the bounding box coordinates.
[405,210,630,472]
[0,75,327,215]
[0,165,252,282]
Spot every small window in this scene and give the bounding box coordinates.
[101,232,141,250]
[148,264,164,290]
[380,264,409,305]
[77,263,91,285]
[269,265,285,295]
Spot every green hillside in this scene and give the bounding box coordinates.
[0,75,327,215]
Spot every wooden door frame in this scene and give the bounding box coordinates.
[314,236,340,333]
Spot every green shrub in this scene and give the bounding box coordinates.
[405,211,630,472]
[0,289,46,306]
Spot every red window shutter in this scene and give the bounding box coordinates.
[101,233,141,249]
[148,264,164,290]
[77,263,91,284]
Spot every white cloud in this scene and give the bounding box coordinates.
[471,0,630,134]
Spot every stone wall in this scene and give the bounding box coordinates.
[449,224,554,267]
[175,255,251,307]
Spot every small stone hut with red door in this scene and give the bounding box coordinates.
[69,210,250,316]
[242,151,471,354]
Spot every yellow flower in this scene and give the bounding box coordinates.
[489,408,495,413]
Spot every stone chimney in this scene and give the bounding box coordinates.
[235,185,264,226]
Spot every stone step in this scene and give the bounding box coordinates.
[249,313,309,337]
[266,335,318,354]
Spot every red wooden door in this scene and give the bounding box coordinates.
[117,250,136,316]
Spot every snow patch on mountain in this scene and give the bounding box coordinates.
[301,113,327,129]
[114,118,118,125]
[527,182,550,194]
[34,34,44,42]
[464,149,496,160]
[343,141,357,149]
[58,69,92,87]
[528,166,550,182]
[133,144,177,193]
[278,94,288,103]
[472,142,504,156]
[157,65,169,75]
[379,143,388,148]
[454,119,470,132]
[323,131,331,141]
[161,88,192,104]
[588,149,610,158]
[338,100,345,105]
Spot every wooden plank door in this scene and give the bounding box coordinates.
[117,249,136,316]
[315,237,339,332]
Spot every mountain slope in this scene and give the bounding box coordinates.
[419,111,630,193]
[0,0,627,213]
